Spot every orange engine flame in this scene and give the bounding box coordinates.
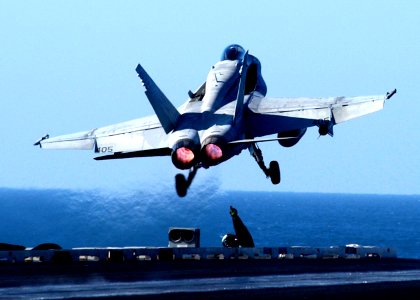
[175,147,195,165]
[204,144,223,161]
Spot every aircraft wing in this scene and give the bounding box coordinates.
[246,90,395,137]
[35,115,171,159]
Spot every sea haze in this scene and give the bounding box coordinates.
[0,188,418,258]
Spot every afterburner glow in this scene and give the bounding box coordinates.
[205,144,223,161]
[175,147,195,164]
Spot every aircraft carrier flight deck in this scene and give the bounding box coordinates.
[1,228,419,299]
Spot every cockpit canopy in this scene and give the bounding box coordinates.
[221,44,245,61]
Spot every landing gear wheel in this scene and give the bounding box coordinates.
[269,161,281,184]
[175,174,188,197]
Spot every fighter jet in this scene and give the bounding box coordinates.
[34,44,396,197]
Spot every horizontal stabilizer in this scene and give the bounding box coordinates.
[136,64,180,133]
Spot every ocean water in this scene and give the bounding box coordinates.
[0,188,419,258]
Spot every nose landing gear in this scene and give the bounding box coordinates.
[175,165,199,197]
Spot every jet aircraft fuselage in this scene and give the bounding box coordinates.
[169,46,266,170]
[35,44,395,197]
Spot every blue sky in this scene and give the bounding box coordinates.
[1,1,419,195]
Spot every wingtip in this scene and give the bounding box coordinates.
[33,134,49,147]
[386,88,397,100]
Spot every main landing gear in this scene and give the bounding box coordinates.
[249,143,280,184]
[175,144,280,197]
[175,166,199,197]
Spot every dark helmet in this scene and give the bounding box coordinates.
[221,44,245,61]
[222,234,240,248]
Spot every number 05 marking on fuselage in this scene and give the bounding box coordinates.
[99,146,113,153]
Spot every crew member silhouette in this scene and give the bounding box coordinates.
[222,206,255,248]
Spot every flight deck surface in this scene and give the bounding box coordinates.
[1,246,419,299]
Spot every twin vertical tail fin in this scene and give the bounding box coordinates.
[136,64,180,134]
[137,52,250,131]
[233,51,249,124]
